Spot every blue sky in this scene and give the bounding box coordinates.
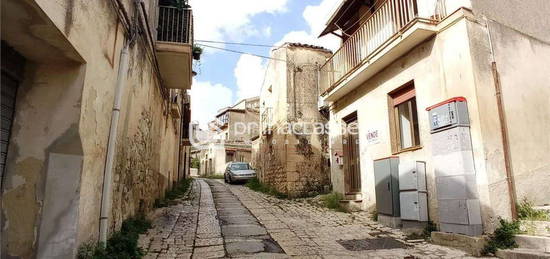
[188,0,341,127]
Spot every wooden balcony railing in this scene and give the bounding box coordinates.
[319,0,446,96]
[157,6,193,44]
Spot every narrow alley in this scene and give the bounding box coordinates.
[139,179,480,258]
[3,1,550,258]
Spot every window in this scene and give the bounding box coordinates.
[231,163,250,170]
[389,82,420,153]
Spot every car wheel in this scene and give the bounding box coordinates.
[227,175,232,184]
[224,174,227,183]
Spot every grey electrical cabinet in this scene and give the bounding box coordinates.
[374,157,400,217]
[399,161,428,221]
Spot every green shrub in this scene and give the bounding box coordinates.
[77,215,152,259]
[245,178,287,199]
[517,198,549,221]
[481,218,520,256]
[191,158,200,169]
[320,193,347,212]
[423,221,437,239]
[370,208,378,221]
[404,221,437,240]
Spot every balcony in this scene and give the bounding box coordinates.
[319,0,448,102]
[156,6,193,90]
[261,108,273,135]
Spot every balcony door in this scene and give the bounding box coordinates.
[342,112,361,193]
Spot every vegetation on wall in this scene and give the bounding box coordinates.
[406,221,437,241]
[319,192,347,212]
[245,178,288,199]
[481,218,520,256]
[154,178,193,208]
[370,208,378,221]
[517,198,549,221]
[191,157,200,169]
[77,215,152,259]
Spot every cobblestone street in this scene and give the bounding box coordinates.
[139,179,484,258]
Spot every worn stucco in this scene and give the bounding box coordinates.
[196,97,259,176]
[1,0,185,257]
[325,5,550,234]
[256,44,332,197]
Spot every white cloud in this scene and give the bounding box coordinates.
[190,80,234,129]
[276,0,342,51]
[189,0,288,44]
[234,55,266,100]
[262,26,272,38]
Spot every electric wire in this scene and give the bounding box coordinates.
[195,40,278,48]
[195,43,288,62]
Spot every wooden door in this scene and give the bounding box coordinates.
[343,114,361,193]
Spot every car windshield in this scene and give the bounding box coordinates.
[230,163,249,170]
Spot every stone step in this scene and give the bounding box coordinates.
[496,248,550,259]
[431,231,487,257]
[515,235,550,252]
[520,220,550,237]
[339,199,362,212]
[344,192,362,200]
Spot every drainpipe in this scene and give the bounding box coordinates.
[99,41,130,244]
[485,18,518,219]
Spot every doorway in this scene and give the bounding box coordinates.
[343,112,361,194]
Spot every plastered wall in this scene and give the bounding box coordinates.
[1,0,182,257]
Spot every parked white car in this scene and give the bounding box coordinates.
[224,162,256,184]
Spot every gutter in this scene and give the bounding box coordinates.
[485,18,518,219]
[99,40,131,244]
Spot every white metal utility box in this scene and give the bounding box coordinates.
[427,97,482,236]
[428,97,469,132]
[399,161,428,222]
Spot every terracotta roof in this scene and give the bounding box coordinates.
[282,42,332,53]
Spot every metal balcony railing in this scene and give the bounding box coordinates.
[319,0,447,95]
[157,6,193,44]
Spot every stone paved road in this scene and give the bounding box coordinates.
[140,179,488,258]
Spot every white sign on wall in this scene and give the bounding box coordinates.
[366,128,380,145]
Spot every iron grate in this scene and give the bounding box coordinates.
[337,237,407,251]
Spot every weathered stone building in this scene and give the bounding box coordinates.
[196,97,260,176]
[254,43,332,197]
[1,0,194,257]
[318,0,550,234]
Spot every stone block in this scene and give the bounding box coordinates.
[431,231,487,256]
[378,214,402,228]
[226,240,265,256]
[515,235,550,252]
[520,220,550,237]
[496,248,550,259]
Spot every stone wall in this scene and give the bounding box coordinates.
[257,128,330,197]
[1,0,183,257]
[257,44,332,197]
